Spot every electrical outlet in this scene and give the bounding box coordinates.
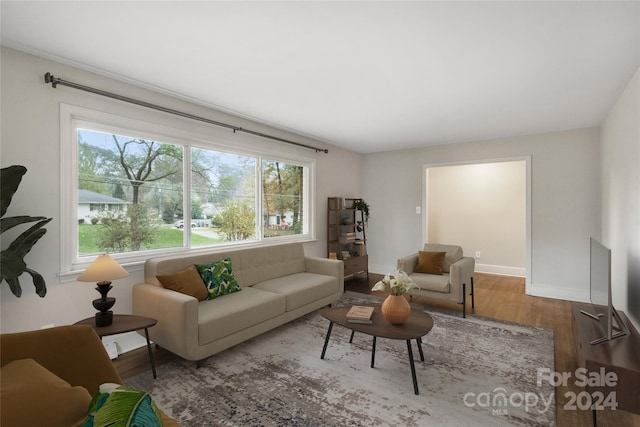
[475,251,481,259]
[416,206,421,214]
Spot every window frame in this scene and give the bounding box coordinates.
[60,104,316,278]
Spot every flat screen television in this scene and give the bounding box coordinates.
[580,237,629,345]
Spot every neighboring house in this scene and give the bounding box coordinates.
[200,202,221,219]
[265,211,294,230]
[78,189,129,224]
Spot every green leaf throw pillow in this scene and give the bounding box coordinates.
[83,383,162,427]
[196,258,241,300]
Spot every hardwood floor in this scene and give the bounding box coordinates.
[115,272,639,426]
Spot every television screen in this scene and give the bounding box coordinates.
[586,237,628,344]
[589,237,610,316]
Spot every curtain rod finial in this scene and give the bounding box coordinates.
[44,72,58,88]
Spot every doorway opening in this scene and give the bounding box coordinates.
[423,157,531,293]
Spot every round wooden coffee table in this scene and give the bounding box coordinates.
[319,304,433,395]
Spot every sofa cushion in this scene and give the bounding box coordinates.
[84,383,162,427]
[423,244,463,273]
[409,272,451,293]
[233,243,306,286]
[415,251,446,275]
[252,272,339,311]
[0,358,92,427]
[198,287,286,345]
[196,258,242,299]
[156,264,208,301]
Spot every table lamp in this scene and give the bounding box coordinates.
[78,253,129,327]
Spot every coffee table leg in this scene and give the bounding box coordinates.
[406,340,419,395]
[349,330,355,343]
[321,322,334,359]
[144,328,157,379]
[416,337,425,361]
[371,336,377,368]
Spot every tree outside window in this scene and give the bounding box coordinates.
[262,160,304,237]
[192,148,256,245]
[78,128,186,255]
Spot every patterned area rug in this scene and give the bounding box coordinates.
[126,292,555,426]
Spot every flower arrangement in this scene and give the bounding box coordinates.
[372,269,418,296]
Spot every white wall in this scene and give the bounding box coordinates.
[0,47,363,340]
[363,127,600,302]
[427,160,527,276]
[601,66,640,331]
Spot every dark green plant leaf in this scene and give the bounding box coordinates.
[7,219,51,257]
[5,277,22,297]
[1,165,26,217]
[1,165,52,298]
[0,216,48,233]
[0,249,27,280]
[25,268,47,297]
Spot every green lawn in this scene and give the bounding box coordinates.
[79,224,224,254]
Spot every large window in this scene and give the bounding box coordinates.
[64,106,313,271]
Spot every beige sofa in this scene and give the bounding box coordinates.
[397,243,475,317]
[133,242,343,361]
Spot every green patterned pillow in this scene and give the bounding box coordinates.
[83,383,162,427]
[195,258,241,300]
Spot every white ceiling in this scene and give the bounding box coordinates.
[2,1,639,153]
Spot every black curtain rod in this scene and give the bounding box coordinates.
[43,72,328,154]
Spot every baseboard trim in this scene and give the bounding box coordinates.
[475,263,526,277]
[528,284,590,303]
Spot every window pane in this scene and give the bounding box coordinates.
[191,148,257,246]
[77,128,184,256]
[262,160,304,238]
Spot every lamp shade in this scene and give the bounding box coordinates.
[77,254,129,283]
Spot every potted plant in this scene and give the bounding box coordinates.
[351,199,370,225]
[1,165,52,297]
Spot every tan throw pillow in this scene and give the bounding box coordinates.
[157,264,208,301]
[415,251,446,275]
[0,358,92,427]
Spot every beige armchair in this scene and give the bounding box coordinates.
[397,243,475,317]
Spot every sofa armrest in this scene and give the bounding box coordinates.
[449,257,475,301]
[305,256,344,284]
[132,283,199,360]
[397,253,420,275]
[0,325,121,393]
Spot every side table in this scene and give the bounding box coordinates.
[74,314,158,379]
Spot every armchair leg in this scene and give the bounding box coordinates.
[471,276,475,309]
[462,282,466,318]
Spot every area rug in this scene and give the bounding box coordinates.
[126,291,555,426]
